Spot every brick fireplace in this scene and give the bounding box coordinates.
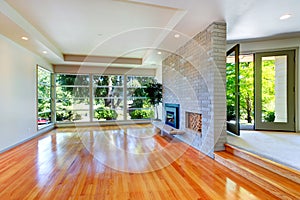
[162,21,227,157]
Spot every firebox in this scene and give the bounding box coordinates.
[165,103,180,129]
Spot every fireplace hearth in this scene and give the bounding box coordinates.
[165,103,180,129]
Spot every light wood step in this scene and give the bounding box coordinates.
[225,144,300,184]
[215,151,300,200]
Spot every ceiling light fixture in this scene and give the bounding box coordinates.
[174,34,180,38]
[21,36,29,41]
[280,14,292,20]
[157,51,162,55]
[42,51,48,54]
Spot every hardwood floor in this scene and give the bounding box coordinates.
[0,124,286,199]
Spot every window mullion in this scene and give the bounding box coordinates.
[89,74,93,122]
[123,75,127,121]
[51,73,56,123]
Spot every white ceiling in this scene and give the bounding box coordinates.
[1,0,300,67]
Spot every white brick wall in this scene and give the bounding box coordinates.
[162,22,227,158]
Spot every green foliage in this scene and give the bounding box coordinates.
[226,61,255,123]
[128,76,155,109]
[130,109,154,119]
[226,63,237,121]
[39,73,156,122]
[239,62,254,123]
[73,113,82,121]
[261,60,276,116]
[93,75,123,108]
[56,110,74,121]
[227,59,276,124]
[145,82,163,106]
[56,110,82,121]
[227,105,235,121]
[144,81,162,119]
[38,67,52,123]
[94,107,118,120]
[264,111,275,122]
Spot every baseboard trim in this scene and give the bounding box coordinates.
[0,124,55,154]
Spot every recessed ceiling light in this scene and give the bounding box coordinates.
[157,51,162,55]
[280,14,292,20]
[174,34,180,38]
[21,36,29,41]
[42,51,48,54]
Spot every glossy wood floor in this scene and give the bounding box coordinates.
[0,124,282,200]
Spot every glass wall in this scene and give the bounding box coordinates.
[54,73,155,123]
[37,66,52,129]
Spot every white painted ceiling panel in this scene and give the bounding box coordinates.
[1,0,300,66]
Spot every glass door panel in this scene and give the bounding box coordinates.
[226,44,240,135]
[255,50,295,131]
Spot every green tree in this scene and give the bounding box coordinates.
[144,81,162,119]
[261,60,276,122]
[37,68,52,120]
[227,61,254,123]
[226,63,236,121]
[239,62,254,123]
[226,59,275,124]
[93,75,123,108]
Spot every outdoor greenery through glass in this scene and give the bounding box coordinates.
[56,74,90,122]
[37,66,52,129]
[127,76,155,120]
[53,74,156,122]
[93,75,124,121]
[261,56,287,123]
[227,59,254,125]
[226,56,279,125]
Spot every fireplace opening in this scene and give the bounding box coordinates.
[166,111,175,124]
[165,103,180,129]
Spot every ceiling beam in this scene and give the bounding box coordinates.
[63,54,143,65]
[53,64,155,76]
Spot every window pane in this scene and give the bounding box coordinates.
[127,76,155,86]
[92,75,125,121]
[38,99,51,112]
[127,76,155,120]
[55,74,90,123]
[38,67,51,85]
[38,85,51,99]
[37,66,52,129]
[93,75,123,86]
[94,98,124,109]
[94,87,123,98]
[56,110,89,122]
[94,108,122,121]
[128,108,154,120]
[261,56,287,123]
[56,86,89,98]
[56,74,89,86]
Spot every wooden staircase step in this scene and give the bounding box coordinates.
[225,144,300,184]
[215,151,300,200]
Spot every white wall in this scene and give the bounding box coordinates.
[0,34,53,152]
[228,37,300,132]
